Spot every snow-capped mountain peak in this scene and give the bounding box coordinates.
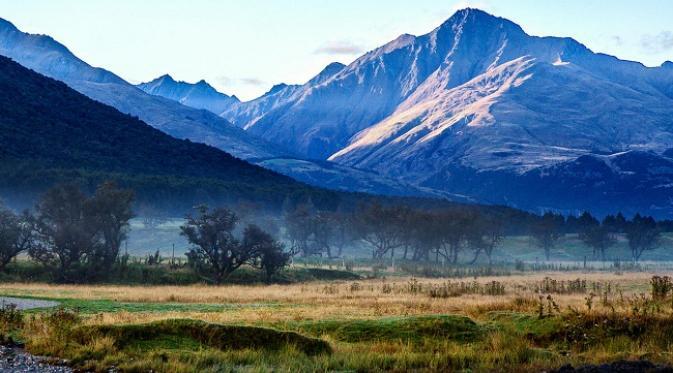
[222,8,673,215]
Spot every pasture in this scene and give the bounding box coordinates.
[2,266,673,372]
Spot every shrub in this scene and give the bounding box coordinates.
[0,304,23,344]
[651,275,672,301]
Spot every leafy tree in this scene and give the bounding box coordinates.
[84,182,135,275]
[181,206,252,284]
[530,212,564,260]
[578,212,615,261]
[244,225,289,282]
[182,206,289,284]
[0,205,34,272]
[26,182,134,282]
[626,214,661,262]
[29,184,97,282]
[603,212,628,233]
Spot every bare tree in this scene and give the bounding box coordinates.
[137,203,166,230]
[354,203,404,260]
[468,215,504,265]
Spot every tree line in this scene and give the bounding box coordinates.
[1,183,671,284]
[284,203,670,264]
[0,182,133,282]
[0,182,289,284]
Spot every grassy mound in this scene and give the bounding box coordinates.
[292,315,481,343]
[487,311,564,339]
[74,319,332,355]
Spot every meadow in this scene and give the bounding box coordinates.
[2,264,673,372]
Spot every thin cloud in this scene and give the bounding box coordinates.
[215,76,233,86]
[610,35,624,47]
[314,40,365,55]
[240,78,264,86]
[640,31,673,54]
[215,76,265,87]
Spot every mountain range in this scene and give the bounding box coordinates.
[0,54,332,213]
[0,18,432,198]
[3,9,673,216]
[142,8,673,216]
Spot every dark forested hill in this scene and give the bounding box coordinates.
[0,56,337,212]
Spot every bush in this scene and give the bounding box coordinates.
[0,304,23,344]
[651,275,672,301]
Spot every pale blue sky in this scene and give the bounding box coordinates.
[1,0,673,100]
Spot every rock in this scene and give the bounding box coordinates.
[0,346,72,373]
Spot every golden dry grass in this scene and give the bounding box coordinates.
[0,270,663,325]
[0,271,654,301]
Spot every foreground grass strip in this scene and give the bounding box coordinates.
[290,315,482,343]
[56,299,275,314]
[2,295,287,314]
[73,319,332,356]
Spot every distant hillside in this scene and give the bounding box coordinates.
[0,55,337,213]
[0,18,280,160]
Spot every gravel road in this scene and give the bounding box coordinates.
[0,297,59,310]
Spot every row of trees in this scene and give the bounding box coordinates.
[284,203,505,264]
[1,183,670,284]
[284,204,667,264]
[0,183,290,284]
[0,182,134,281]
[530,211,663,262]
